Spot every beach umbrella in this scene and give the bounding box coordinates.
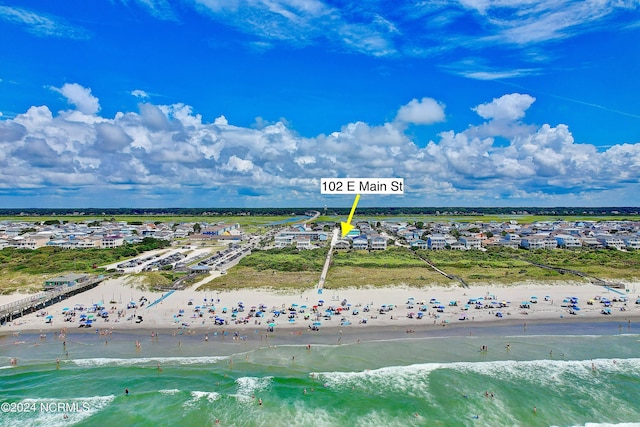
[80,313,87,318]
[62,307,70,312]
[45,315,53,319]
[313,321,322,326]
[301,305,307,309]
[288,318,295,323]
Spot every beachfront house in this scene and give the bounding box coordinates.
[410,239,428,250]
[554,234,583,248]
[459,236,482,250]
[595,235,625,250]
[370,236,388,250]
[520,237,546,250]
[44,273,90,290]
[427,234,447,250]
[334,239,351,250]
[621,235,640,250]
[352,235,369,251]
[101,235,124,248]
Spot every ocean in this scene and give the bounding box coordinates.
[2,321,640,427]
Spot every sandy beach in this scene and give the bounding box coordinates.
[2,275,639,336]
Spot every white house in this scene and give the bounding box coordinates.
[427,235,447,250]
[554,234,582,248]
[459,236,482,250]
[621,235,640,250]
[520,237,546,250]
[370,236,387,250]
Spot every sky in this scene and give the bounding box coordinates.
[1,0,639,209]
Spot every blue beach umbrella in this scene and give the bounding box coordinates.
[45,315,53,319]
[313,321,322,326]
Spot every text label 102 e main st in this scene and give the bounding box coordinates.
[321,178,404,195]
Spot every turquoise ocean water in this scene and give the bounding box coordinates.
[2,322,640,427]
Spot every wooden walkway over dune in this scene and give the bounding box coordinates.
[0,275,107,325]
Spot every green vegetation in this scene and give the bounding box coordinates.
[207,246,640,290]
[325,266,448,288]
[418,247,640,284]
[238,247,328,271]
[0,238,173,293]
[0,237,171,275]
[332,247,425,268]
[200,266,318,291]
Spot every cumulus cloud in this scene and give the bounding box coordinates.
[52,83,101,115]
[395,97,446,125]
[473,93,536,121]
[1,87,639,206]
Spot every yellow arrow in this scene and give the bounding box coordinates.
[340,194,360,237]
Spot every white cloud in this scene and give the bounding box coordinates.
[131,89,150,99]
[473,93,536,121]
[224,155,254,173]
[52,83,101,115]
[458,0,638,44]
[132,0,177,21]
[2,89,640,207]
[395,97,446,125]
[193,0,399,56]
[0,5,89,39]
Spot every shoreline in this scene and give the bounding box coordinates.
[1,276,639,340]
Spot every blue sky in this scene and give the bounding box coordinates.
[1,0,639,208]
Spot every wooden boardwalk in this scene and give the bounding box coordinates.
[0,275,108,325]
